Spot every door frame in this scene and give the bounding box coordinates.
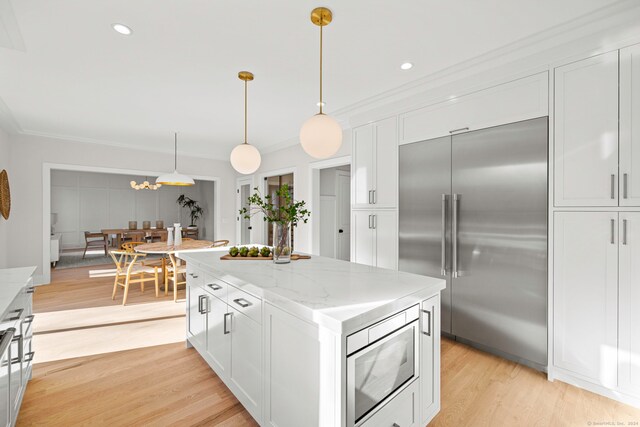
[236,176,254,244]
[308,156,351,256]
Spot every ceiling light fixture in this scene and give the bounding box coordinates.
[156,133,195,186]
[130,177,161,190]
[299,7,342,159]
[230,71,262,175]
[112,23,133,36]
[400,62,413,70]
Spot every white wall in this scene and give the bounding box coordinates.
[51,170,216,249]
[8,133,237,283]
[0,127,10,268]
[251,130,352,253]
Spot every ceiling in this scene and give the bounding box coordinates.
[0,0,622,159]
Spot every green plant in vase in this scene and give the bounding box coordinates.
[239,183,310,264]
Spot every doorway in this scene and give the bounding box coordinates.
[236,177,253,245]
[319,165,351,261]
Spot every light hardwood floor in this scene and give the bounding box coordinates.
[17,265,640,426]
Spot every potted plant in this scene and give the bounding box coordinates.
[240,183,310,264]
[176,195,204,228]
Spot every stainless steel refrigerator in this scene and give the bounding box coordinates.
[399,117,548,368]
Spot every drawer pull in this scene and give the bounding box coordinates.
[5,308,24,322]
[422,309,432,336]
[207,283,222,291]
[24,315,35,324]
[11,334,23,364]
[223,312,233,334]
[26,287,35,294]
[449,127,469,134]
[233,298,252,308]
[24,351,35,363]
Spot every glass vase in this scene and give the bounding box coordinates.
[272,223,291,264]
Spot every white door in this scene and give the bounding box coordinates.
[237,178,253,244]
[619,212,640,394]
[373,210,398,270]
[620,44,640,206]
[352,211,374,266]
[353,124,375,207]
[421,295,440,425]
[336,171,351,261]
[230,307,262,422]
[553,212,618,387]
[374,117,398,208]
[554,51,619,207]
[206,295,231,374]
[319,196,337,258]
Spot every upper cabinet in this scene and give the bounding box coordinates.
[352,117,398,209]
[555,45,640,207]
[620,44,640,206]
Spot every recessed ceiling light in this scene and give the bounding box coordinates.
[112,23,133,36]
[400,62,413,70]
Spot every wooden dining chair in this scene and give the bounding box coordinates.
[212,240,230,247]
[165,252,187,302]
[109,250,160,305]
[82,231,108,258]
[121,241,145,252]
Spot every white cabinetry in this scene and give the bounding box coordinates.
[554,51,619,207]
[553,212,618,387]
[619,212,640,395]
[352,210,397,270]
[352,117,397,209]
[620,44,640,206]
[186,269,206,350]
[420,294,440,425]
[204,294,230,374]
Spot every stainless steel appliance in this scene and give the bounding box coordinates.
[346,305,421,426]
[399,117,548,368]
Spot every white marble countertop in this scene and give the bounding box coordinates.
[178,249,445,334]
[0,266,36,319]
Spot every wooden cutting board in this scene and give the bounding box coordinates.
[220,254,311,261]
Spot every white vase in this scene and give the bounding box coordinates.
[174,224,182,246]
[167,227,174,246]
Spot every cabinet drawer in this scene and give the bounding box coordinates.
[186,266,204,288]
[360,379,418,427]
[227,287,262,324]
[203,276,228,302]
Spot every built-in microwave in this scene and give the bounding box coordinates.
[346,305,420,426]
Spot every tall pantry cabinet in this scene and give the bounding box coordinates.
[553,43,640,406]
[351,116,398,269]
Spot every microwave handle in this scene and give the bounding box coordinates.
[421,309,431,337]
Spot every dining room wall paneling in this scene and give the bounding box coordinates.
[7,133,236,283]
[0,126,10,268]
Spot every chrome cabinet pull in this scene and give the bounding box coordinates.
[24,351,35,363]
[372,190,376,204]
[449,127,469,134]
[368,190,373,204]
[452,194,459,278]
[11,334,23,364]
[611,174,616,200]
[611,219,615,244]
[197,295,205,314]
[372,214,377,230]
[23,315,34,324]
[624,173,629,199]
[207,283,222,291]
[0,328,15,357]
[623,219,628,245]
[5,308,24,322]
[441,194,447,276]
[422,309,432,337]
[223,312,233,335]
[368,215,373,229]
[233,298,252,308]
[26,287,35,294]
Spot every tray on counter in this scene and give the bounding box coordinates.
[220,254,311,261]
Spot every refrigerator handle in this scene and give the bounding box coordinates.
[453,194,459,278]
[441,194,447,276]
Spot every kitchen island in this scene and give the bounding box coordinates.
[178,250,445,427]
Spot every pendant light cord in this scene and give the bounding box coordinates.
[319,22,323,114]
[174,132,178,171]
[244,79,248,144]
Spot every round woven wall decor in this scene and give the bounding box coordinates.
[0,169,10,220]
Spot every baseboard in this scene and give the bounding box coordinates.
[553,368,640,409]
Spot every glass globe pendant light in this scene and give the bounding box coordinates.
[300,7,342,159]
[156,133,195,186]
[230,71,261,174]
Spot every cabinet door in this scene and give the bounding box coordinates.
[373,211,398,270]
[421,295,440,426]
[353,124,375,207]
[620,45,640,206]
[0,344,9,427]
[554,51,619,207]
[553,212,618,387]
[352,211,374,266]
[619,212,640,394]
[205,295,231,375]
[230,307,262,422]
[373,117,398,208]
[187,286,206,350]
